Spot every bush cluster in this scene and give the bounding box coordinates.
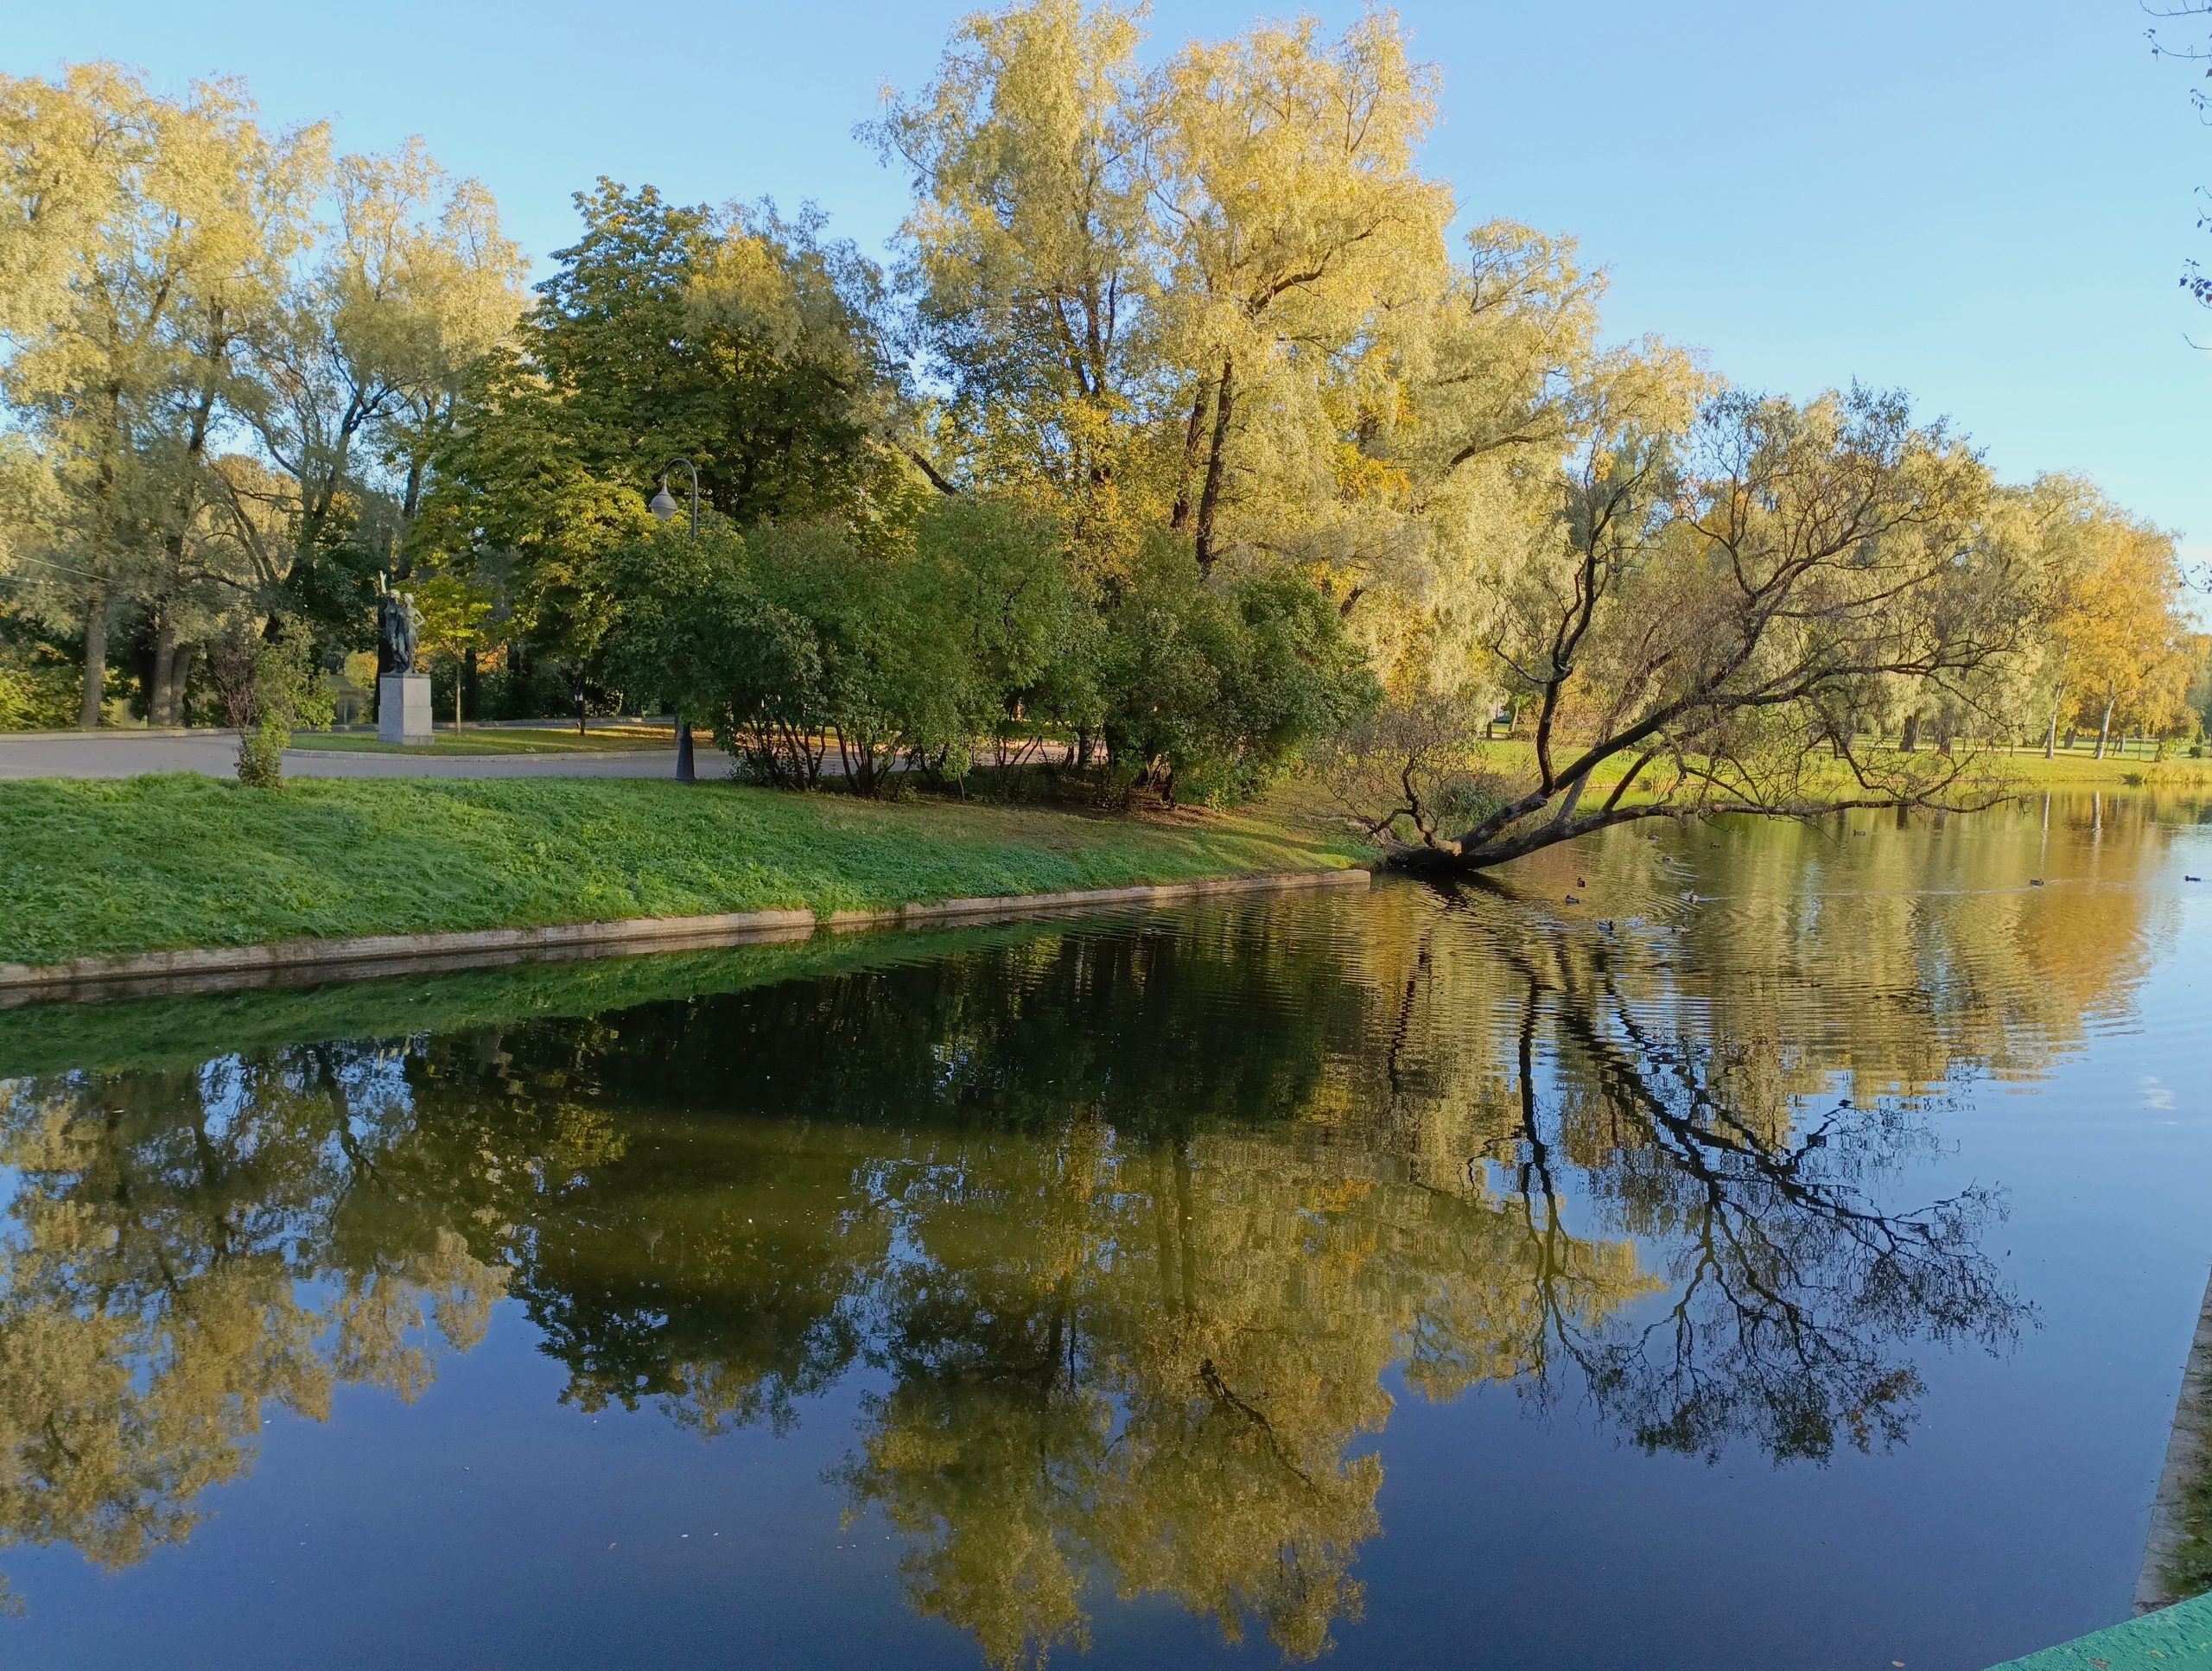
[601,501,1375,804]
[205,618,334,789]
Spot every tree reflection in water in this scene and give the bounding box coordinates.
[0,799,2176,1664]
[1475,923,2016,1464]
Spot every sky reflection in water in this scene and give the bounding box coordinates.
[3,792,2210,1671]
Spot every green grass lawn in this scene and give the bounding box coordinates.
[1988,746,2212,788]
[295,726,672,755]
[0,775,1372,969]
[1463,735,2212,797]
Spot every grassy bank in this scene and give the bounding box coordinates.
[296,725,671,755]
[0,774,1370,969]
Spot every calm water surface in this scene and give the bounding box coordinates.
[4,796,2211,1670]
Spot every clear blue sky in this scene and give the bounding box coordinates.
[10,1,2211,552]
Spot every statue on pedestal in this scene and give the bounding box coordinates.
[374,576,432,744]
[377,576,423,675]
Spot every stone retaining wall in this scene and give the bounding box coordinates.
[0,867,1375,1001]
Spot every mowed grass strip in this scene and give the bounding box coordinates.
[292,726,673,755]
[0,774,1370,968]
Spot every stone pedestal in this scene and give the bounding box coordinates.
[378,673,434,746]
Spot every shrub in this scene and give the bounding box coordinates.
[600,505,1375,804]
[1099,542,1377,804]
[908,498,1085,775]
[236,722,288,788]
[709,587,836,789]
[0,659,77,731]
[206,617,333,789]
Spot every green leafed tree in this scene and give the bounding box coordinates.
[417,181,912,695]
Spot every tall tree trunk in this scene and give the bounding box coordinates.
[79,588,110,728]
[1900,711,1918,753]
[2095,693,2114,760]
[1192,355,1236,575]
[149,343,220,728]
[2044,693,2063,759]
[149,611,178,726]
[1168,380,1212,533]
[168,644,195,726]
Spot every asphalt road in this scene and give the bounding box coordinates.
[0,730,710,781]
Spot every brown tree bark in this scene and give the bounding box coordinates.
[78,589,110,728]
[149,611,177,726]
[168,644,196,725]
[1192,356,1236,575]
[1168,378,1212,533]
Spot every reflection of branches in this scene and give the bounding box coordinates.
[1433,891,2028,1462]
[1198,1357,1319,1494]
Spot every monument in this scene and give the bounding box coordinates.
[377,580,432,746]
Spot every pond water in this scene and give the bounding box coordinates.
[4,794,2211,1671]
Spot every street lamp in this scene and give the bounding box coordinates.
[649,456,700,785]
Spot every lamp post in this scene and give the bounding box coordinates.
[648,456,700,784]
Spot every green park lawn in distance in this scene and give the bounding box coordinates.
[0,774,1372,969]
[294,725,672,755]
[1459,736,2212,799]
[1994,744,2212,788]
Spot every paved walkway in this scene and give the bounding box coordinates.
[1988,1590,2212,1667]
[0,729,709,781]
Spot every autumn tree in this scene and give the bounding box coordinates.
[0,66,522,725]
[0,65,320,724]
[227,138,526,651]
[874,6,1708,809]
[867,0,1164,557]
[1338,385,2027,871]
[874,3,1459,586]
[410,573,496,725]
[2031,486,2193,756]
